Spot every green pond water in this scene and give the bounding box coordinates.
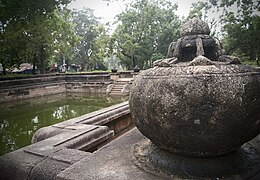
[0,93,127,156]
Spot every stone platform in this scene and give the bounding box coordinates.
[1,127,260,179]
[57,128,260,180]
[56,128,160,180]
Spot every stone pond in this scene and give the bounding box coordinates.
[0,93,126,156]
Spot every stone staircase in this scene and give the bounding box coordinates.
[108,78,133,95]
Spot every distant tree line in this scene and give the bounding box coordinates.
[0,0,259,75]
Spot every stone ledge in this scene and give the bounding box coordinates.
[0,124,113,180]
[0,74,114,103]
[0,101,132,180]
[50,101,129,129]
[56,128,260,180]
[0,147,89,180]
[56,128,161,180]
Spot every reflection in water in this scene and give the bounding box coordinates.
[0,93,127,156]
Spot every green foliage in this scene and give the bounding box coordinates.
[188,0,260,65]
[112,0,181,70]
[0,0,75,74]
[71,8,109,71]
[48,9,79,67]
[188,1,209,20]
[206,0,260,63]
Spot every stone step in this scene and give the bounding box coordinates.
[112,85,123,88]
[112,87,123,90]
[116,78,133,82]
[111,87,122,90]
[116,82,130,84]
[107,78,133,95]
[109,92,122,95]
[116,80,131,82]
[110,90,122,93]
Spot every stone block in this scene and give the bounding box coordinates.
[0,149,43,180]
[29,149,90,180]
[56,128,160,180]
[49,149,90,165]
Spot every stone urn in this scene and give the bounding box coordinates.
[129,18,260,157]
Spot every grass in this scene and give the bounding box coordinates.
[241,60,260,67]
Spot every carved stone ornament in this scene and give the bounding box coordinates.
[130,18,260,157]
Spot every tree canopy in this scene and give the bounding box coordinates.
[0,0,76,74]
[214,0,260,62]
[70,8,109,71]
[111,0,181,70]
[1,0,259,75]
[187,0,260,64]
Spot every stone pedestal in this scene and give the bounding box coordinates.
[129,17,260,178]
[56,128,260,179]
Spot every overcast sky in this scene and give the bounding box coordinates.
[68,0,203,24]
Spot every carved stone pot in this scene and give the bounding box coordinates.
[130,60,260,157]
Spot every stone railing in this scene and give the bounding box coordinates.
[0,101,133,180]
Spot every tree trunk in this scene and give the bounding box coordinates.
[32,62,36,75]
[249,44,255,61]
[132,56,136,69]
[39,44,45,74]
[81,63,86,72]
[2,63,6,75]
[32,54,37,75]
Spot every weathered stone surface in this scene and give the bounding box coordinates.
[0,149,43,180]
[56,128,260,179]
[0,101,133,180]
[2,128,260,179]
[0,124,114,179]
[180,17,210,36]
[133,135,260,179]
[50,101,129,128]
[31,126,69,143]
[26,124,114,157]
[160,17,226,66]
[29,149,89,180]
[130,63,260,157]
[131,17,260,158]
[0,146,89,180]
[49,148,90,164]
[0,74,113,103]
[56,128,161,180]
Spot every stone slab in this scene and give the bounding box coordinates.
[49,149,90,165]
[0,146,90,180]
[57,128,163,180]
[52,101,129,128]
[0,149,44,180]
[26,125,113,156]
[28,149,90,180]
[57,128,260,180]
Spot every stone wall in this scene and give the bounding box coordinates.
[0,73,112,103]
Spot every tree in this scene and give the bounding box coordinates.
[192,0,260,64]
[112,0,181,70]
[0,0,75,74]
[0,20,23,74]
[71,8,109,71]
[47,9,79,71]
[218,0,260,62]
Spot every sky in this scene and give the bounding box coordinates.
[68,0,202,24]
